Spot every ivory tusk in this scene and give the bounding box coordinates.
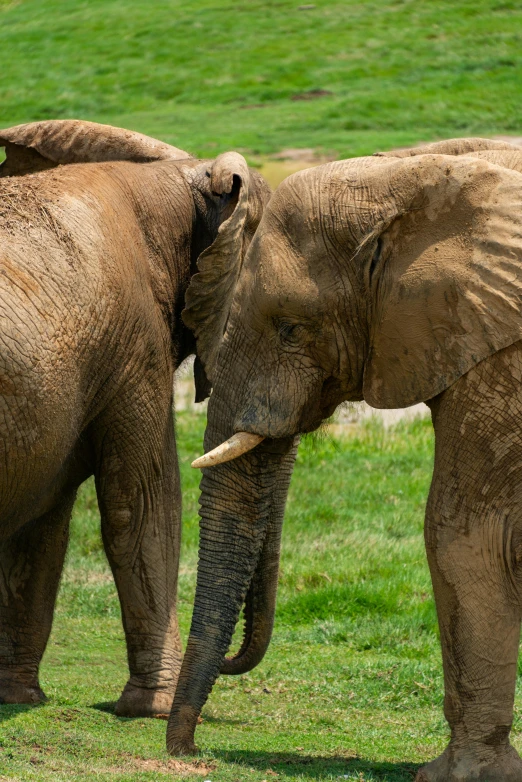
[191,432,265,469]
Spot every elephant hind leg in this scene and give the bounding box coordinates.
[0,490,76,704]
[419,341,522,781]
[93,391,183,719]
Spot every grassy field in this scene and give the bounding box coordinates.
[3,409,520,782]
[1,0,522,160]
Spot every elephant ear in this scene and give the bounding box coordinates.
[182,152,252,385]
[375,136,521,158]
[0,119,190,177]
[363,155,522,408]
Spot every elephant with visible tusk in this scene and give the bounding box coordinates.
[170,137,522,781]
[0,120,271,717]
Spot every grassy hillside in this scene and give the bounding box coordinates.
[1,0,522,159]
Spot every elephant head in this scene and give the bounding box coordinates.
[0,120,271,401]
[167,141,522,754]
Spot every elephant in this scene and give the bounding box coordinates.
[0,119,270,717]
[167,136,522,781]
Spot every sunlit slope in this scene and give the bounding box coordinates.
[1,0,521,158]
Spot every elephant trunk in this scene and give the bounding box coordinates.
[220,449,290,675]
[166,387,297,755]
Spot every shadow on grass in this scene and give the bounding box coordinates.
[215,750,420,781]
[92,702,248,725]
[199,713,248,726]
[93,701,175,722]
[91,700,146,720]
[0,703,43,722]
[92,700,117,714]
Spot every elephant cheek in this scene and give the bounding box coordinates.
[234,368,327,438]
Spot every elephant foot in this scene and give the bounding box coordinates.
[166,704,199,755]
[167,736,198,756]
[0,677,47,705]
[415,743,522,782]
[114,682,174,718]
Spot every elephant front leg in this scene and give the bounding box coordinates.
[419,344,522,782]
[96,418,183,718]
[0,491,76,704]
[420,524,522,781]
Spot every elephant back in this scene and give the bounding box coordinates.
[0,120,191,177]
[375,137,521,158]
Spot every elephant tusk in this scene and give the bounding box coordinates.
[191,432,265,469]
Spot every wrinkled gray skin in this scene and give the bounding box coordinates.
[170,137,522,781]
[0,120,270,717]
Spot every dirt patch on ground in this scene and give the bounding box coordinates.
[259,150,333,188]
[259,159,319,188]
[131,758,215,775]
[291,88,332,101]
[271,147,323,161]
[257,147,335,188]
[108,756,215,776]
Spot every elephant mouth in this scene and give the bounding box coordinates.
[193,377,352,470]
[296,376,350,434]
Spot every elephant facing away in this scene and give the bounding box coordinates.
[0,120,270,717]
[168,138,522,781]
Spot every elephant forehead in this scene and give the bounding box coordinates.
[242,228,323,310]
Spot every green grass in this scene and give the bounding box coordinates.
[1,0,522,160]
[5,410,519,782]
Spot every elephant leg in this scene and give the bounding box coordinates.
[0,490,75,704]
[418,342,522,782]
[94,398,182,718]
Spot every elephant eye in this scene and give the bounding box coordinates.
[369,236,383,283]
[277,320,304,346]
